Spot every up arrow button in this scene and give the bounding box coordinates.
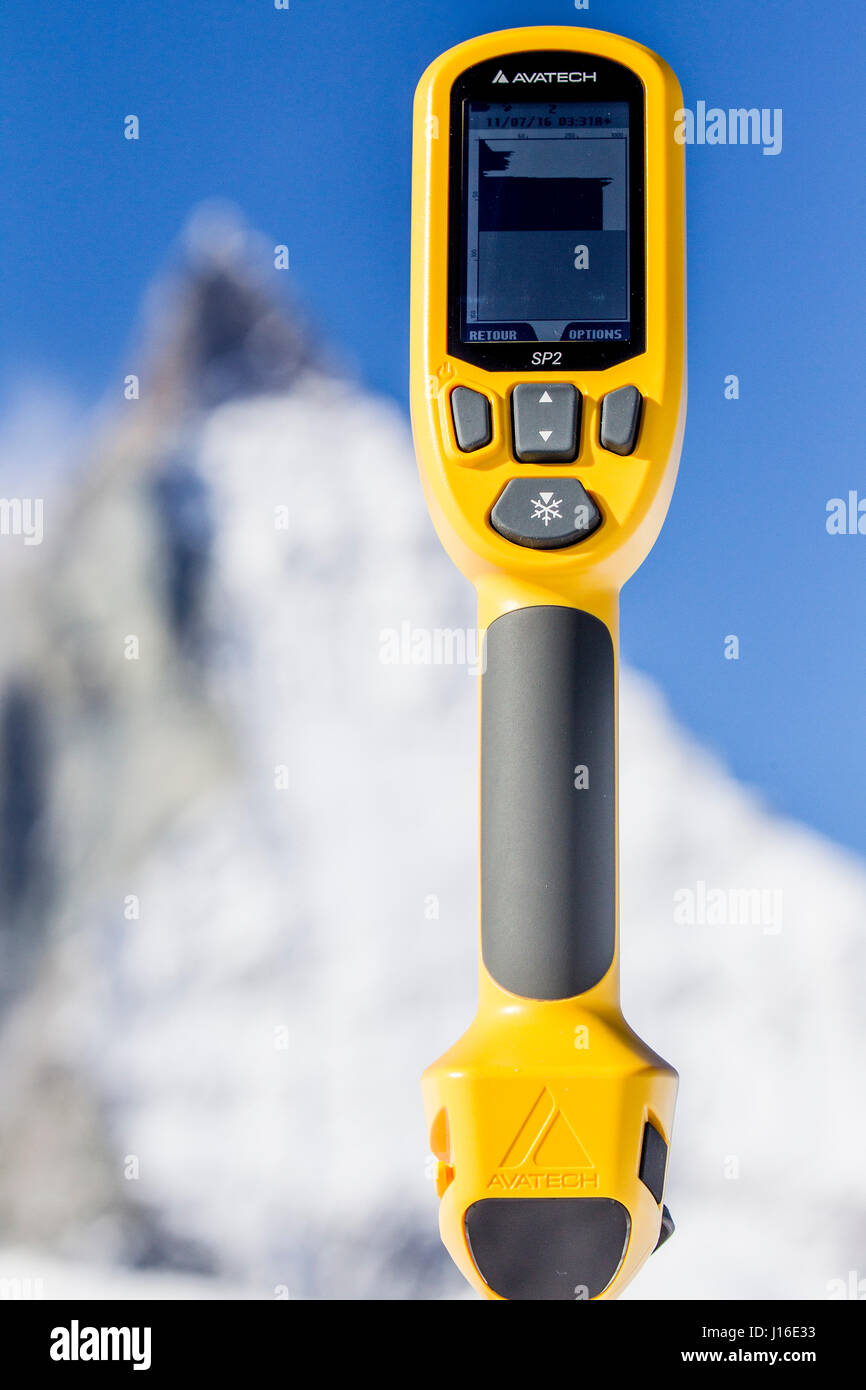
[512,383,580,463]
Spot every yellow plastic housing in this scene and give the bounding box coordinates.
[410,26,686,1300]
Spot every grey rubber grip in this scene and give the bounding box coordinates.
[481,606,615,1000]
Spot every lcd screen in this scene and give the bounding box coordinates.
[462,101,631,345]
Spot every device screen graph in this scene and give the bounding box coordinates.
[462,101,631,345]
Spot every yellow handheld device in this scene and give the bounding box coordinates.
[410,26,686,1300]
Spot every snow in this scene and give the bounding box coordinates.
[0,1247,251,1301]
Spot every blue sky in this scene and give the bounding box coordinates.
[1,0,864,855]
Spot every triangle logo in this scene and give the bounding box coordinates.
[492,70,509,84]
[499,1087,593,1169]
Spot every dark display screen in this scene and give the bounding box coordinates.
[462,100,631,346]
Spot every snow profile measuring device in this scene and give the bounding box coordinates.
[409,25,686,1300]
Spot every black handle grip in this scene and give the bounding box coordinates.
[480,605,616,1000]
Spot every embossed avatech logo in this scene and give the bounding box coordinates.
[488,1086,599,1191]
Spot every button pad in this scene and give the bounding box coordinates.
[490,478,601,550]
[512,383,580,463]
[451,386,491,452]
[599,384,642,455]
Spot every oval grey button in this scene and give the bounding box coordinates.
[451,386,492,452]
[599,384,642,455]
[490,478,601,550]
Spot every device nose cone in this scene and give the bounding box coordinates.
[464,1196,631,1300]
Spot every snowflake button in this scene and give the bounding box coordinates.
[490,478,602,550]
